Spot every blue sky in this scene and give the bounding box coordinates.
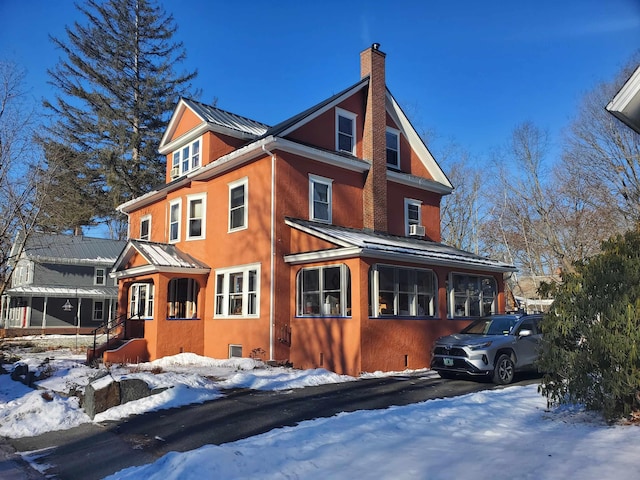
[1,0,639,163]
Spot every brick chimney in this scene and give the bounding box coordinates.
[361,43,388,232]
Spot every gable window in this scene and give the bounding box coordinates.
[449,274,497,318]
[214,264,260,317]
[171,138,201,178]
[386,128,400,168]
[187,194,206,240]
[309,174,332,223]
[405,199,422,235]
[229,178,248,231]
[140,215,151,241]
[169,199,181,243]
[336,108,357,155]
[370,265,436,317]
[129,282,154,319]
[93,300,104,322]
[297,264,351,317]
[94,267,106,286]
[168,278,199,319]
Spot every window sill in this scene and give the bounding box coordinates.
[167,317,201,321]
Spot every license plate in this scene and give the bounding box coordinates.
[443,357,454,367]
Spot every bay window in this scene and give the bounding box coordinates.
[370,265,436,317]
[449,274,497,318]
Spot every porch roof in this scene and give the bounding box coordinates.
[4,286,118,298]
[284,218,516,273]
[111,240,211,279]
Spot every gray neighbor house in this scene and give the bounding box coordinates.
[0,232,125,336]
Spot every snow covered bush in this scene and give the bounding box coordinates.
[538,228,640,422]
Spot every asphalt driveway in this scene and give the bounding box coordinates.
[4,372,540,479]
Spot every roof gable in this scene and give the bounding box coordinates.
[159,98,270,154]
[111,240,210,279]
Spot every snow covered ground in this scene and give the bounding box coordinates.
[1,338,640,479]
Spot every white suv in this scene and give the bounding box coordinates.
[430,314,544,384]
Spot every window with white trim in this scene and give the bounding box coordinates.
[168,278,199,318]
[187,194,206,240]
[94,267,106,286]
[309,174,332,223]
[229,178,248,231]
[370,265,436,317]
[169,199,181,243]
[129,283,155,319]
[297,264,351,317]
[215,264,260,317]
[449,274,497,318]
[386,128,400,168]
[229,344,243,358]
[140,215,151,241]
[171,138,201,178]
[93,300,104,322]
[404,199,422,235]
[336,108,356,155]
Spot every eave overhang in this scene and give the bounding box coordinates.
[606,65,640,134]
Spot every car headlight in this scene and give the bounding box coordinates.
[469,341,492,350]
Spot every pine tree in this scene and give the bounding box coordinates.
[38,0,197,237]
[538,228,640,422]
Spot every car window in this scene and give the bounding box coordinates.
[516,319,535,335]
[486,317,517,335]
[462,316,518,335]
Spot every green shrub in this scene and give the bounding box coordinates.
[538,228,640,422]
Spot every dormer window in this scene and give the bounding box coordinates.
[171,138,201,178]
[335,108,357,155]
[386,128,400,169]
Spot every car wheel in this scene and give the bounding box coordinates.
[493,354,515,385]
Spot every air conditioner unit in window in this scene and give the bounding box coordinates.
[170,166,180,178]
[409,224,425,237]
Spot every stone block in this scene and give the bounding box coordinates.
[119,377,151,404]
[84,376,120,419]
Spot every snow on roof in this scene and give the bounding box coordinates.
[285,218,516,272]
[18,233,126,265]
[5,286,119,298]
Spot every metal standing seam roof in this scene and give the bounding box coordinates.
[114,240,210,271]
[182,98,270,138]
[4,286,119,298]
[19,233,126,265]
[285,218,516,271]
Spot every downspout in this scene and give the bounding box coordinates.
[262,144,276,362]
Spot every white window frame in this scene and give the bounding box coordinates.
[168,199,182,243]
[404,198,422,236]
[172,138,201,177]
[186,193,206,240]
[448,273,497,318]
[335,107,357,155]
[228,177,248,232]
[297,264,351,317]
[129,283,155,319]
[386,127,401,169]
[92,299,104,322]
[94,267,106,286]
[214,263,260,318]
[140,215,151,241]
[309,174,333,223]
[370,264,437,318]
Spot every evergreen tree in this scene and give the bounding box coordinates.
[38,0,197,237]
[538,228,640,422]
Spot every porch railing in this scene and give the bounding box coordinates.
[87,313,141,364]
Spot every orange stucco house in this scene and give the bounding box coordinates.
[106,45,515,376]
